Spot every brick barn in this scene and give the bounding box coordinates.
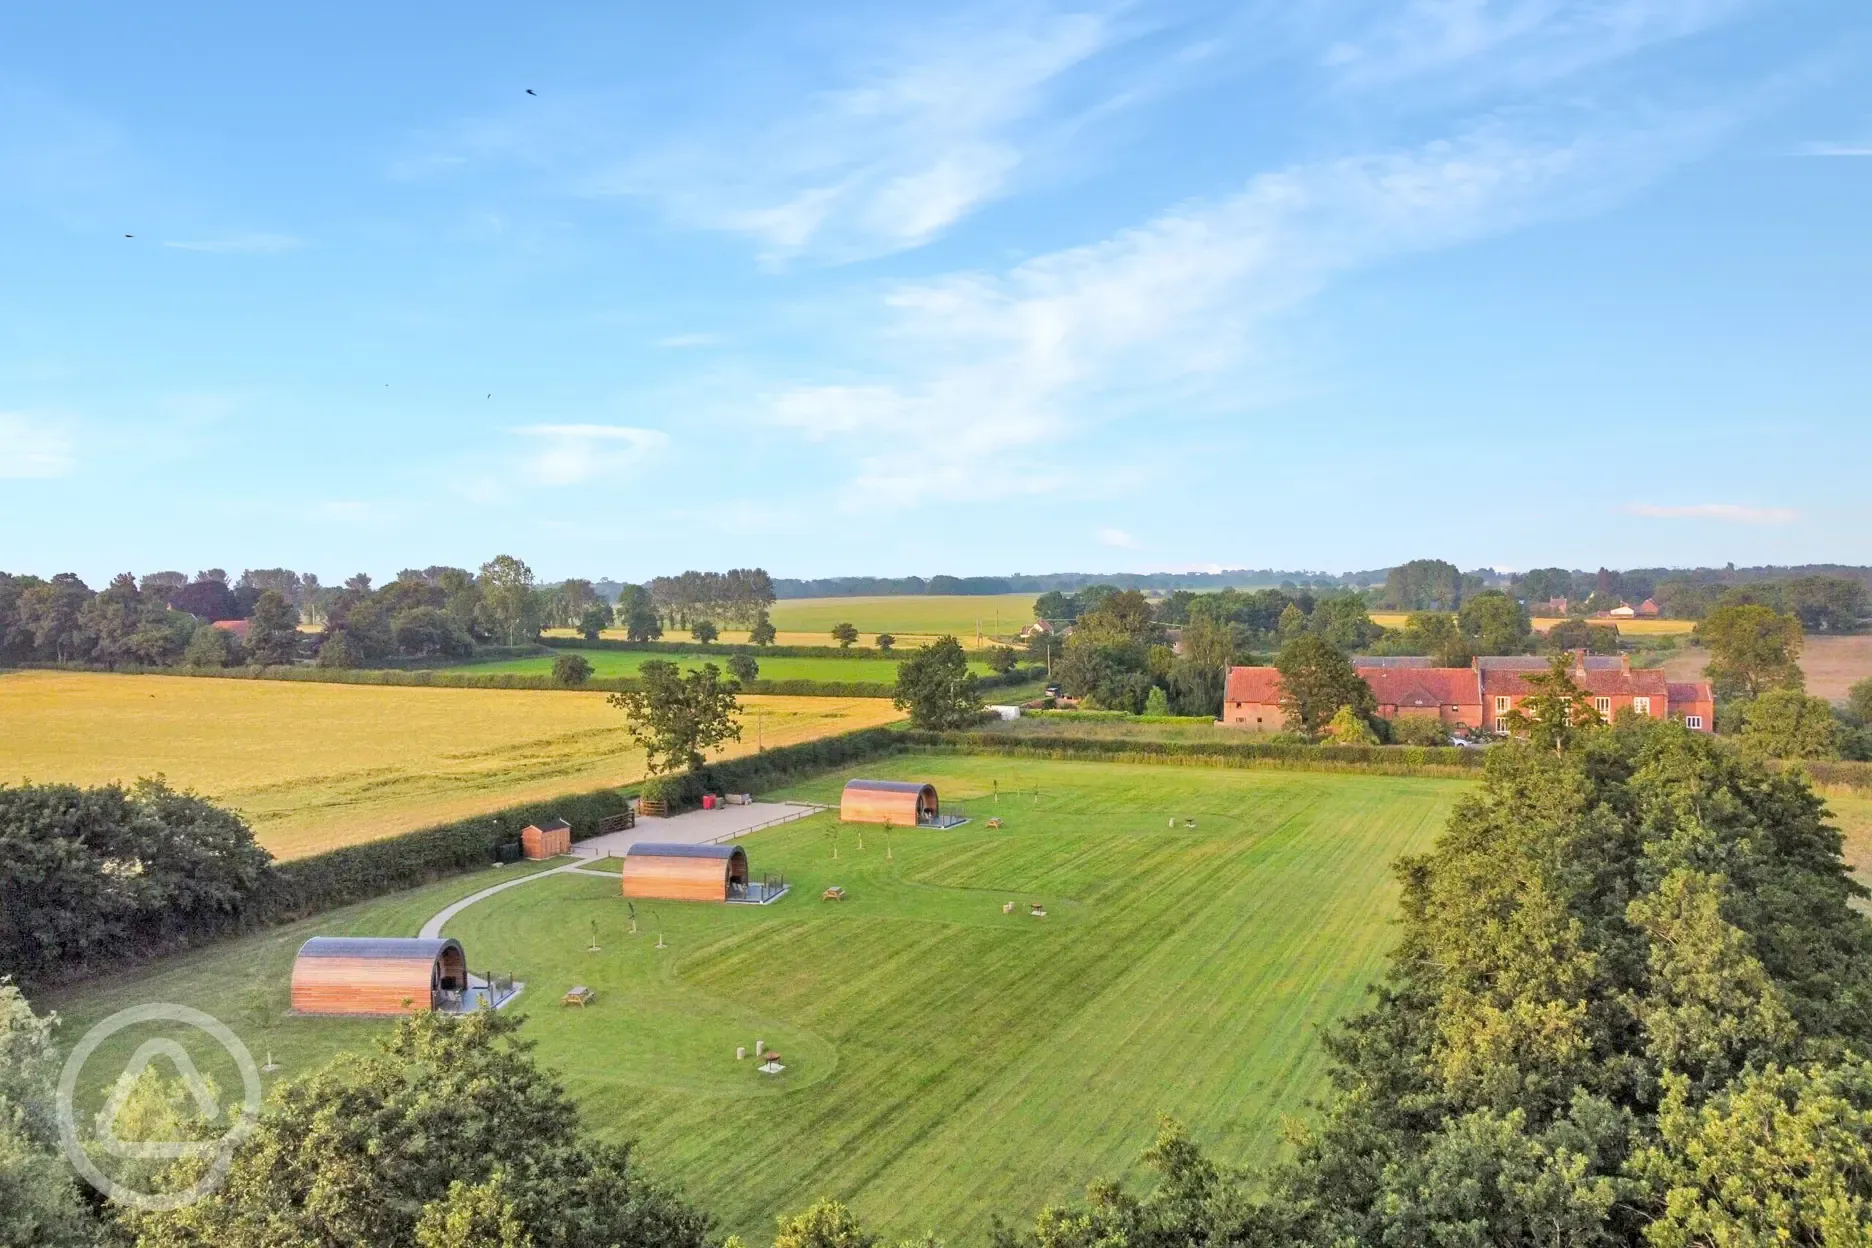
[1222,652,1714,735]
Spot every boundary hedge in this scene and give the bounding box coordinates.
[898,730,1488,777]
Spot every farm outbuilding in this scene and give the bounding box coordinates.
[521,818,572,859]
[622,842,750,902]
[290,936,469,1016]
[840,779,940,827]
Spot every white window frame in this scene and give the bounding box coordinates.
[1594,697,1612,715]
[1686,714,1704,730]
[1494,696,1511,715]
[1632,696,1651,716]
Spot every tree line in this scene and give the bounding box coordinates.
[0,560,791,671]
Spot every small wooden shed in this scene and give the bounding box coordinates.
[290,936,468,1016]
[621,842,749,902]
[521,818,572,860]
[840,779,939,826]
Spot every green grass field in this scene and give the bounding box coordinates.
[43,755,1464,1240]
[0,672,901,858]
[455,648,994,681]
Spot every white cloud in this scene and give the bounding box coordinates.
[654,333,721,349]
[1097,527,1142,549]
[511,424,668,484]
[163,234,303,254]
[1327,0,1756,93]
[768,108,1726,507]
[583,9,1113,261]
[0,412,75,478]
[1623,502,1800,523]
[1797,141,1872,156]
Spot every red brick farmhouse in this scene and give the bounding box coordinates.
[1223,652,1714,735]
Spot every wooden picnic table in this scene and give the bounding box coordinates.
[562,986,595,1007]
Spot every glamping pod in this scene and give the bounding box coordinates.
[290,937,468,1016]
[521,818,572,860]
[840,779,939,827]
[622,842,749,902]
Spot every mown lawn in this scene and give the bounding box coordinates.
[454,648,992,681]
[0,671,900,858]
[43,755,1465,1240]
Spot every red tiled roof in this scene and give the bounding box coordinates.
[1224,666,1284,704]
[1668,681,1712,705]
[1356,665,1480,709]
[1482,665,1669,697]
[211,619,250,639]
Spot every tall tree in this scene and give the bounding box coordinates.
[17,573,92,660]
[1382,558,1464,611]
[1400,610,1471,665]
[83,571,144,666]
[0,984,95,1247]
[127,1011,710,1248]
[748,609,777,646]
[893,636,982,729]
[478,555,540,646]
[831,622,859,649]
[607,661,741,773]
[1458,589,1533,655]
[578,602,612,641]
[1699,604,1804,699]
[1501,652,1605,752]
[1274,633,1375,734]
[1738,687,1841,760]
[1309,595,1382,651]
[246,590,302,664]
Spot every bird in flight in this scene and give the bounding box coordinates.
[124,233,133,238]
[526,88,537,96]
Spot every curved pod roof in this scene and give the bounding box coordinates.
[840,779,938,825]
[622,842,749,902]
[291,937,467,1016]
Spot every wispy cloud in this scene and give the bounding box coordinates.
[511,424,668,485]
[1796,140,1872,156]
[1325,0,1757,93]
[163,234,304,254]
[0,412,76,478]
[595,10,1114,262]
[655,333,720,349]
[1097,527,1142,549]
[1623,502,1800,523]
[769,105,1729,507]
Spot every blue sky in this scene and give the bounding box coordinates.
[2,0,1868,585]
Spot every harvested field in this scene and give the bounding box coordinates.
[1660,635,1872,704]
[0,671,901,858]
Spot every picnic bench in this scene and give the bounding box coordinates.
[822,886,847,901]
[562,986,595,1008]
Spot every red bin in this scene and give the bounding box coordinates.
[702,794,717,810]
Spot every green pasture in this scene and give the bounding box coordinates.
[454,648,993,681]
[44,756,1466,1241]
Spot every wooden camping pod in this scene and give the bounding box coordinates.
[840,779,938,826]
[290,937,468,1016]
[521,818,571,859]
[621,842,749,902]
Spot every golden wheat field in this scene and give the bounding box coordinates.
[0,672,902,859]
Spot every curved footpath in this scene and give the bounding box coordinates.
[417,801,824,938]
